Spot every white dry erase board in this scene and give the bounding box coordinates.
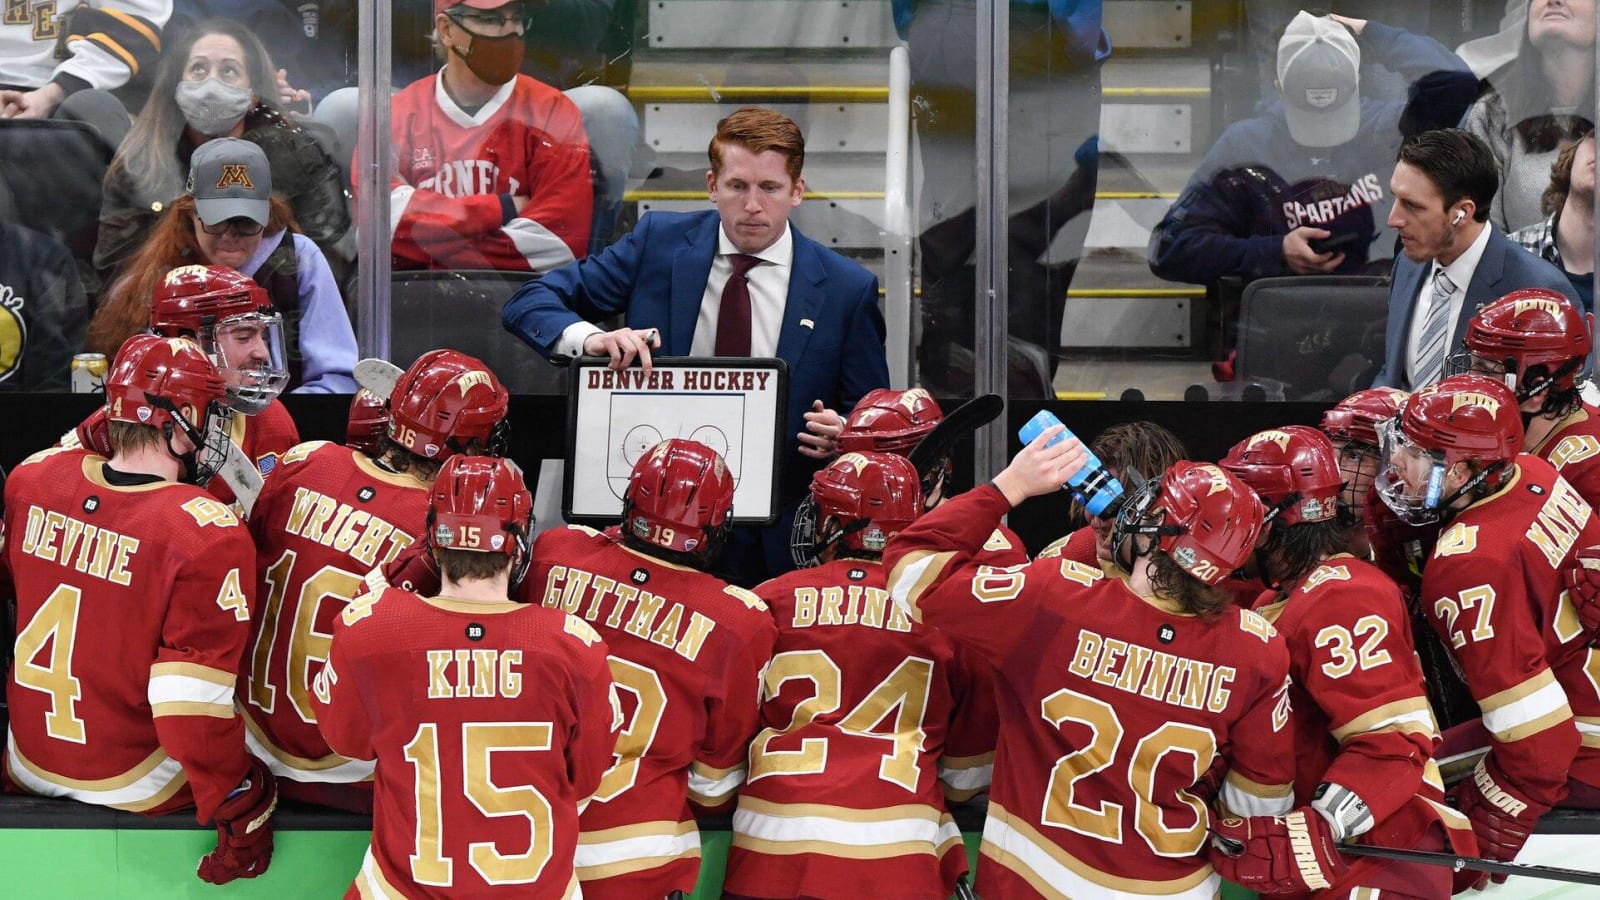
[563,357,788,526]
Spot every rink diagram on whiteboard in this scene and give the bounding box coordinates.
[606,392,746,499]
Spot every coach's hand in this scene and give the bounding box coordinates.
[1283,227,1345,275]
[583,327,660,372]
[1208,807,1349,895]
[798,400,844,460]
[198,757,277,884]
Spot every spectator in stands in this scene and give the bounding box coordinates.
[95,18,352,291]
[1463,0,1594,233]
[375,0,592,272]
[1511,129,1595,313]
[88,138,357,393]
[1149,13,1476,290]
[0,1,169,146]
[0,182,90,391]
[1244,1,1433,107]
[501,105,889,582]
[901,0,1109,398]
[168,2,357,109]
[1373,128,1576,390]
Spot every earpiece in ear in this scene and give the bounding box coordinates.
[1451,210,1465,225]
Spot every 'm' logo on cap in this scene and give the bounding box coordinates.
[216,164,254,191]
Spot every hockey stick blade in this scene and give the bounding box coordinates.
[907,394,1005,480]
[1340,843,1600,886]
[354,358,404,397]
[216,444,264,518]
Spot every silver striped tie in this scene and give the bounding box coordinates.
[1414,269,1458,387]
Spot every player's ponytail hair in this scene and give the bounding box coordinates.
[1257,518,1349,588]
[88,194,299,359]
[1145,551,1232,618]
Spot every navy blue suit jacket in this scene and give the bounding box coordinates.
[1372,227,1578,389]
[502,208,890,498]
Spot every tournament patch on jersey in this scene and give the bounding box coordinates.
[257,453,280,476]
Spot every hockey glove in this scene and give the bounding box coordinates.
[1208,807,1350,895]
[197,757,277,884]
[1562,544,1600,636]
[1449,759,1542,890]
[383,540,441,596]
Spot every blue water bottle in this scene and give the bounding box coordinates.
[1018,410,1126,517]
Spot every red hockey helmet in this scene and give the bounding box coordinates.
[623,438,735,561]
[1374,375,1523,523]
[836,388,944,455]
[150,264,287,414]
[429,455,535,588]
[1112,461,1266,585]
[346,388,388,457]
[1320,388,1410,449]
[1452,288,1592,404]
[811,451,923,554]
[1220,426,1343,526]
[387,350,510,461]
[104,334,232,485]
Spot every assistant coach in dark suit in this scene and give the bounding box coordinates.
[1373,128,1577,390]
[503,106,889,581]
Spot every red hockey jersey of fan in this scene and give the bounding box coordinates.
[722,558,990,900]
[1420,456,1600,811]
[242,441,430,793]
[382,73,591,273]
[3,448,256,822]
[61,399,301,508]
[312,586,618,900]
[1255,554,1475,896]
[1527,403,1600,510]
[529,525,776,900]
[886,486,1296,900]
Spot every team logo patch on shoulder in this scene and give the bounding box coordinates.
[631,568,649,585]
[466,623,485,641]
[82,496,99,514]
[257,453,278,476]
[357,486,376,503]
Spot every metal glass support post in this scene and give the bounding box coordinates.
[355,0,393,362]
[974,0,1010,479]
[885,46,913,390]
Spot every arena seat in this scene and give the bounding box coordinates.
[389,270,568,394]
[1234,275,1391,402]
[0,120,111,260]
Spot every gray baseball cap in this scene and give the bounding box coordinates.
[187,138,271,226]
[1277,12,1361,148]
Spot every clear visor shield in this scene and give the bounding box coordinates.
[1373,418,1449,525]
[206,312,289,414]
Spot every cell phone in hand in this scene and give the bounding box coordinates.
[1308,231,1362,255]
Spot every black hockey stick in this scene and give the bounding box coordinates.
[1340,843,1600,886]
[953,873,980,900]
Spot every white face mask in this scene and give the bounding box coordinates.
[175,78,253,136]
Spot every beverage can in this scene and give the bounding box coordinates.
[71,353,108,394]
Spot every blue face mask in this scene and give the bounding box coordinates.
[176,78,253,136]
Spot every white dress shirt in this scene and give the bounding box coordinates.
[553,222,796,359]
[690,223,795,358]
[1404,224,1492,388]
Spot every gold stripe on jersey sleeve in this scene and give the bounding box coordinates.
[982,804,1217,895]
[738,795,948,823]
[563,873,580,899]
[1480,670,1573,741]
[150,700,234,719]
[1482,669,1559,710]
[886,549,956,623]
[1330,696,1438,744]
[1224,770,1295,799]
[1494,704,1574,744]
[1576,717,1600,748]
[355,848,406,900]
[7,743,188,812]
[575,819,701,880]
[242,714,357,771]
[734,834,940,860]
[149,661,236,687]
[1423,759,1444,794]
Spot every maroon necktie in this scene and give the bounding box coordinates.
[714,254,762,356]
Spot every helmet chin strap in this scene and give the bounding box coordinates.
[1432,460,1504,523]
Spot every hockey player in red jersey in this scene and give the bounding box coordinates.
[312,455,618,899]
[1320,387,1410,559]
[63,265,300,508]
[724,451,988,900]
[1036,420,1188,568]
[1451,289,1600,507]
[1215,426,1474,898]
[528,438,776,899]
[1375,374,1600,888]
[375,0,592,272]
[834,387,1029,565]
[346,388,389,458]
[5,334,276,884]
[244,350,509,811]
[886,429,1298,900]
